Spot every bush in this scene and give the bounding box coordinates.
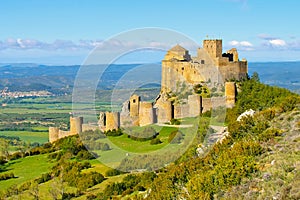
[127,127,158,141]
[105,129,123,137]
[35,173,51,184]
[150,138,162,145]
[168,130,184,144]
[259,128,283,142]
[0,172,15,181]
[170,118,180,125]
[77,171,105,191]
[9,152,24,160]
[76,150,95,160]
[0,156,7,165]
[105,168,122,177]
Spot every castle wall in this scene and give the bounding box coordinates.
[202,98,212,113]
[58,130,72,139]
[105,112,120,131]
[188,95,202,117]
[225,82,236,108]
[82,124,99,132]
[139,102,154,126]
[202,97,226,113]
[218,61,248,81]
[156,98,172,123]
[49,127,59,143]
[174,104,189,119]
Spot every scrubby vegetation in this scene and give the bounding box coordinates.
[1,74,299,199]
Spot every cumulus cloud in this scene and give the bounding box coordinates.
[258,34,289,49]
[269,39,286,47]
[228,40,254,50]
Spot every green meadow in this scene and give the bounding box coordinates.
[0,131,49,144]
[0,154,54,191]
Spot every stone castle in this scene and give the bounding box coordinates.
[49,39,248,143]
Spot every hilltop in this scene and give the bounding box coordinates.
[0,76,299,199]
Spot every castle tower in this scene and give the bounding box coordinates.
[203,39,223,59]
[49,127,59,143]
[227,48,239,62]
[129,95,140,117]
[225,82,236,108]
[70,116,83,135]
[139,102,154,126]
[105,112,120,131]
[98,112,106,130]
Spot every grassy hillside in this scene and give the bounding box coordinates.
[0,77,299,199]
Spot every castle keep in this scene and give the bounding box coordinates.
[49,39,248,142]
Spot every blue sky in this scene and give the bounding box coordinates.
[0,0,300,64]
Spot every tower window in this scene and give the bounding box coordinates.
[133,99,136,103]
[182,67,184,70]
[201,60,205,64]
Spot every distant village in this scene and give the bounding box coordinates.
[0,87,53,99]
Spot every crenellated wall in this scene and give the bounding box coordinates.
[49,39,246,143]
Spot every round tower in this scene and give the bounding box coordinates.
[139,102,154,126]
[105,112,120,131]
[70,116,83,135]
[49,127,59,143]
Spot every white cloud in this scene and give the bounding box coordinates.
[269,39,286,47]
[0,38,104,51]
[228,40,254,51]
[229,40,239,46]
[258,34,288,49]
[240,41,253,47]
[229,40,253,47]
[0,38,188,52]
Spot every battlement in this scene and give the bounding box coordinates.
[49,38,248,143]
[203,39,223,59]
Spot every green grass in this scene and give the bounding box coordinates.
[0,131,49,144]
[0,154,55,192]
[107,126,178,153]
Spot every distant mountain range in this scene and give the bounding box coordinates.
[0,62,299,94]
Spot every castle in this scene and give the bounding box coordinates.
[49,39,248,143]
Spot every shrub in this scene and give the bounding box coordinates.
[150,138,162,145]
[105,129,123,137]
[9,152,24,160]
[168,130,184,144]
[105,168,122,177]
[35,173,51,184]
[0,156,7,165]
[170,118,180,125]
[127,127,158,141]
[76,150,95,160]
[0,172,15,181]
[77,171,105,191]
